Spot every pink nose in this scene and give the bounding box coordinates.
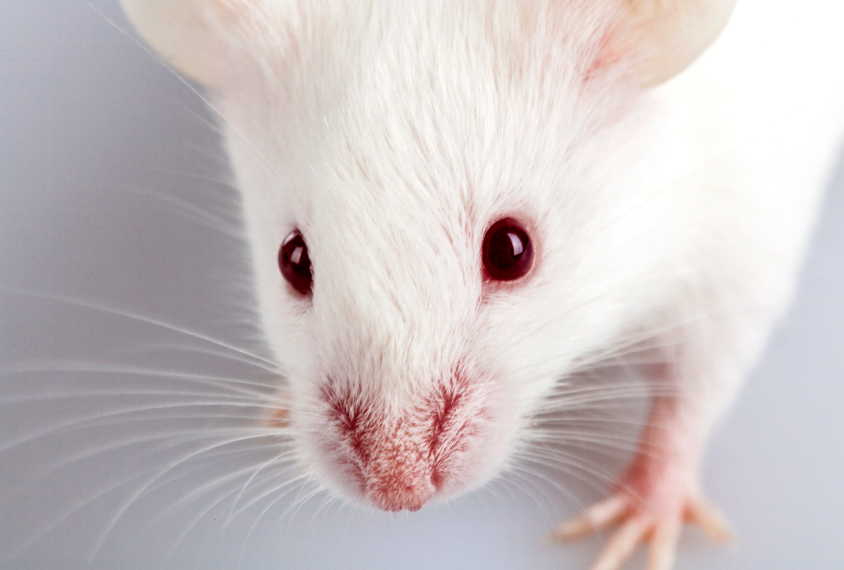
[364,452,437,512]
[320,371,483,512]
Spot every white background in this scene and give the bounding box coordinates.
[1,2,843,569]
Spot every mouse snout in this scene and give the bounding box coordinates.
[318,372,487,512]
[358,430,437,512]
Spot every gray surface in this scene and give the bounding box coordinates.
[1,2,843,569]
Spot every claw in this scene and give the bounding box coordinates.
[553,495,628,541]
[685,497,733,544]
[591,515,651,570]
[647,519,681,570]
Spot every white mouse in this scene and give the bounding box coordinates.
[118,1,844,569]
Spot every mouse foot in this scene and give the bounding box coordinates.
[550,481,732,570]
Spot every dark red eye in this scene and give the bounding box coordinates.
[279,231,313,295]
[482,218,533,281]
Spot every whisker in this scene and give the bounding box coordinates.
[158,453,297,564]
[228,470,315,525]
[163,481,252,566]
[127,184,245,240]
[513,444,620,490]
[125,440,293,519]
[106,341,279,378]
[87,430,297,562]
[0,361,280,399]
[0,399,284,458]
[237,475,320,568]
[526,431,643,455]
[0,288,283,374]
[32,426,288,485]
[498,463,568,518]
[2,457,189,565]
[280,475,327,539]
[223,446,299,530]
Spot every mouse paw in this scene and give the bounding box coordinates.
[551,472,732,570]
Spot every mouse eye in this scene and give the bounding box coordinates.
[279,230,313,295]
[482,218,534,281]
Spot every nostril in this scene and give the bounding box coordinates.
[320,372,481,512]
[370,487,434,512]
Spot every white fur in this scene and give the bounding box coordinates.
[123,0,844,510]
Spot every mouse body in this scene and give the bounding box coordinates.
[119,1,844,568]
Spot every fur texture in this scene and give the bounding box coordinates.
[120,0,844,562]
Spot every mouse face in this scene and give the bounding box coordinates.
[206,2,681,511]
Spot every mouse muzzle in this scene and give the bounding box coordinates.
[312,369,492,512]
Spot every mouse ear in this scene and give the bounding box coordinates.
[119,0,249,86]
[604,0,737,86]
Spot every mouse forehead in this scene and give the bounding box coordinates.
[220,0,607,207]
[280,2,604,220]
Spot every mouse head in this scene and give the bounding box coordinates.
[122,0,734,511]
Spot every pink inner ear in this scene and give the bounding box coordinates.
[585,0,738,87]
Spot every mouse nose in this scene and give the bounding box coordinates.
[319,372,485,512]
[366,469,436,512]
[361,439,438,512]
